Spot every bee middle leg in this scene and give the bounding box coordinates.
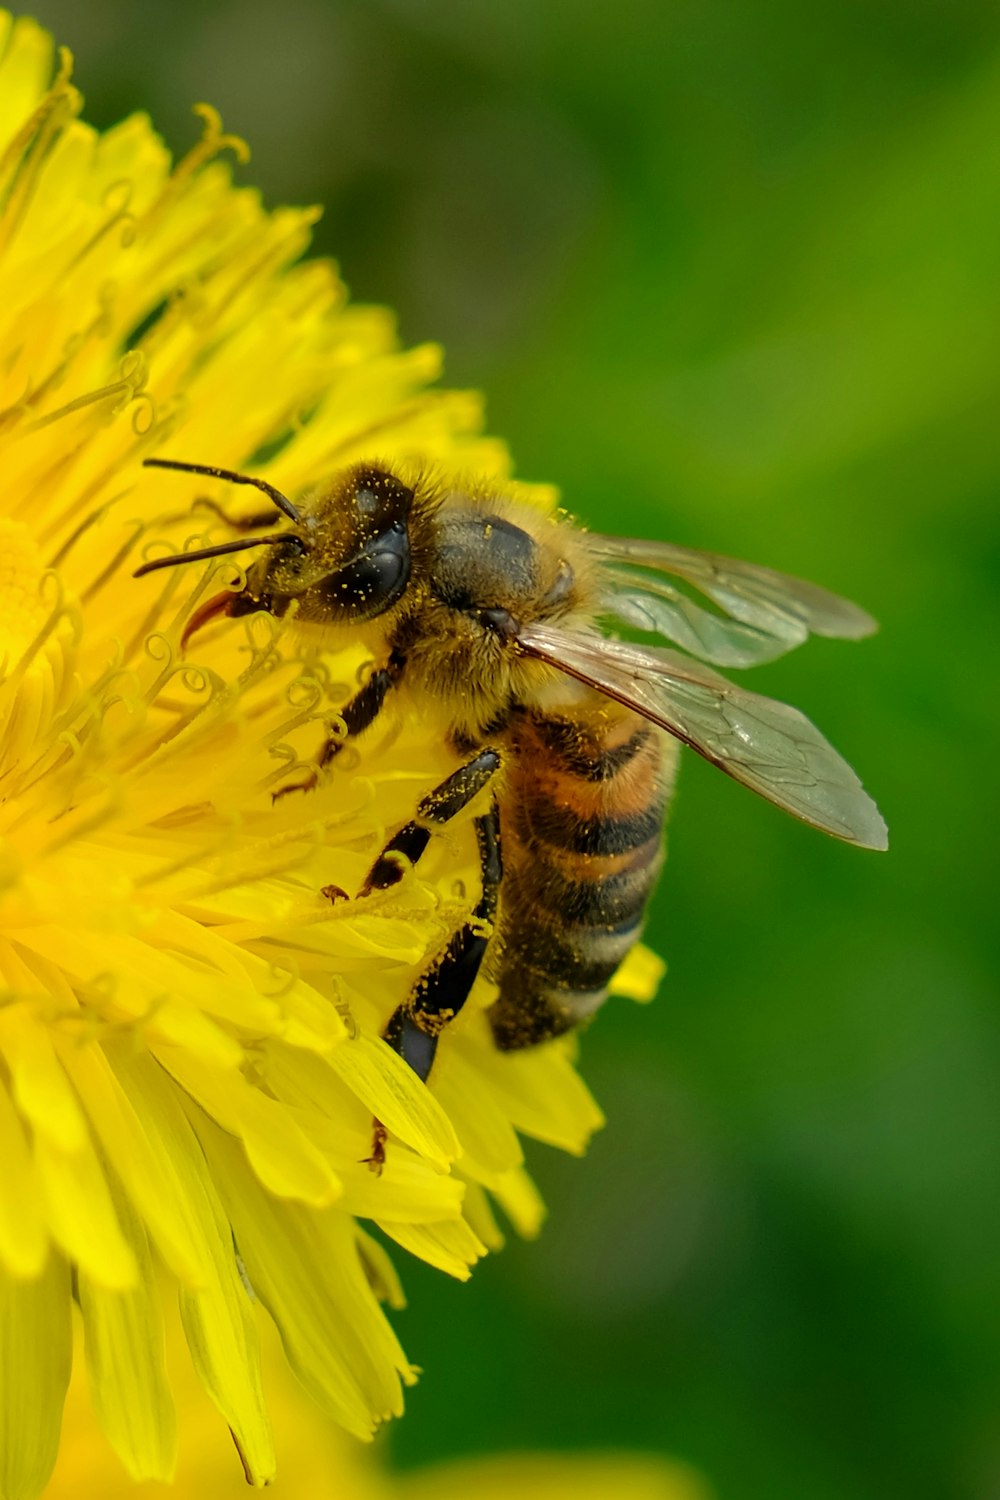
[358,750,502,1169]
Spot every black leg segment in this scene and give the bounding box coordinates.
[360,747,500,894]
[378,798,502,1086]
[318,661,400,769]
[360,750,502,1171]
[275,654,404,800]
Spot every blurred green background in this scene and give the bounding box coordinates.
[37,2,1000,1496]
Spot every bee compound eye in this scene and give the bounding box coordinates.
[328,523,411,619]
[346,546,405,598]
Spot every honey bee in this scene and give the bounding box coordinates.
[137,456,887,1163]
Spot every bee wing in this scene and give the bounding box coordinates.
[588,534,877,668]
[518,623,888,851]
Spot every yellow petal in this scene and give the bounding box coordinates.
[2,931,244,1069]
[354,1228,407,1311]
[197,1115,415,1439]
[110,1051,275,1483]
[154,1043,341,1206]
[326,1034,459,1169]
[489,1167,547,1240]
[23,928,262,1055]
[0,1005,86,1153]
[337,1147,466,1226]
[34,1129,136,1292]
[0,1251,71,1500]
[431,1050,524,1178]
[459,1034,605,1155]
[382,1218,487,1282]
[0,17,53,150]
[0,1082,48,1278]
[76,1188,176,1481]
[456,1180,505,1253]
[58,1038,209,1288]
[609,942,667,1003]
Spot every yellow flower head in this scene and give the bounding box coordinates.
[0,14,660,1498]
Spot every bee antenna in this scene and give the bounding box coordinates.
[133,532,294,579]
[143,457,303,524]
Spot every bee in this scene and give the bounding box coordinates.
[137,456,887,1164]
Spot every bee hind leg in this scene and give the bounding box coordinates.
[360,756,502,1171]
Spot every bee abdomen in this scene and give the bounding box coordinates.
[532,859,660,926]
[514,800,664,856]
[488,709,671,1051]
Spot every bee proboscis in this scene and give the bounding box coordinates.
[136,457,887,1167]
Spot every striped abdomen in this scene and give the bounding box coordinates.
[487,707,675,1051]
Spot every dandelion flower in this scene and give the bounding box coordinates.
[0,13,661,1499]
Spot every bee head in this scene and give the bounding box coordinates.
[250,463,414,624]
[135,459,415,640]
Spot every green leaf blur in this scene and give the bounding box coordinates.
[44,2,1000,1495]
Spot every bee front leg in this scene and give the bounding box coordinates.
[359,750,502,1171]
[193,500,287,531]
[274,652,405,800]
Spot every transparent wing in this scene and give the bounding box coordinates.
[588,533,877,668]
[518,623,888,850]
[597,573,797,668]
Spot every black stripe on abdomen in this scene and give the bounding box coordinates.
[512,911,643,991]
[527,716,652,781]
[488,713,668,1052]
[532,856,661,927]
[511,797,665,856]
